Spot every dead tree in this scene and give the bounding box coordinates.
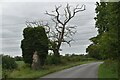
[45,4,85,60]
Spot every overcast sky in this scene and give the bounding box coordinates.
[1,1,99,56]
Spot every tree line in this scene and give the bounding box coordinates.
[86,2,120,79]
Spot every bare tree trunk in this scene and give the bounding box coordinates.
[55,25,65,58]
[53,48,61,64]
[53,49,60,57]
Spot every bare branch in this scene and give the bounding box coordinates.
[55,5,64,25]
[44,4,85,55]
[64,8,68,21]
[72,4,85,17]
[51,18,61,34]
[45,11,56,17]
[25,20,51,35]
[63,39,74,47]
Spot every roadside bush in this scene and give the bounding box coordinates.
[2,55,17,70]
[46,55,61,65]
[60,56,70,64]
[14,56,23,61]
[46,54,95,65]
[45,55,53,65]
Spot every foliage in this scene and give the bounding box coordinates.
[45,54,95,65]
[5,60,94,78]
[0,67,1,79]
[2,53,96,78]
[21,26,48,66]
[86,2,119,59]
[86,44,102,60]
[86,2,120,79]
[46,55,61,65]
[0,55,2,65]
[0,55,2,79]
[2,55,17,70]
[14,56,23,61]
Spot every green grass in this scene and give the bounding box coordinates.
[0,65,2,79]
[16,61,25,68]
[98,60,118,79]
[7,60,96,79]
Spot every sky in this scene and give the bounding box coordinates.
[1,1,99,56]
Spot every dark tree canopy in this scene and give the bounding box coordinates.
[2,55,17,70]
[14,56,23,61]
[86,2,120,78]
[21,26,48,66]
[87,2,119,60]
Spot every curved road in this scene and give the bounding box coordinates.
[41,62,102,78]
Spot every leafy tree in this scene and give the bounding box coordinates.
[21,26,48,67]
[86,44,102,60]
[2,55,17,70]
[87,2,119,59]
[87,2,120,79]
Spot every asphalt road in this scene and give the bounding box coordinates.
[41,62,102,78]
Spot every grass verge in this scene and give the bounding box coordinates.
[6,61,96,79]
[98,60,118,80]
[0,65,2,79]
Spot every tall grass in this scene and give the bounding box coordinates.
[6,61,94,78]
[0,65,2,79]
[98,60,118,79]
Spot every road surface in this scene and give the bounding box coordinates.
[41,62,102,78]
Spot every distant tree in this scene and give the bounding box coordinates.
[65,54,70,57]
[21,26,48,67]
[2,55,17,70]
[45,4,85,63]
[14,56,23,61]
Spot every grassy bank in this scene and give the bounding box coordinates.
[5,61,95,79]
[98,60,118,79]
[0,65,2,79]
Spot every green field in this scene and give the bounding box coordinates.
[98,60,118,79]
[5,61,95,78]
